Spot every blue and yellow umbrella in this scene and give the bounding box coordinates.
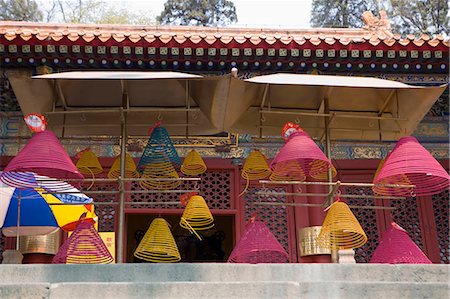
[0,185,96,237]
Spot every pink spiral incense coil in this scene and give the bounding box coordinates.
[370,222,432,264]
[52,221,113,264]
[228,220,288,263]
[2,131,82,185]
[270,131,332,181]
[373,136,449,196]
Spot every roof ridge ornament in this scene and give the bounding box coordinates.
[362,10,394,39]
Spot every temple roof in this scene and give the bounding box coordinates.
[1,21,448,48]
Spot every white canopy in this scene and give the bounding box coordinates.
[6,70,447,141]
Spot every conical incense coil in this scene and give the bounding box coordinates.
[134,218,181,263]
[370,222,431,264]
[241,150,271,181]
[269,160,306,182]
[317,201,367,250]
[228,219,288,263]
[181,150,207,176]
[137,124,181,174]
[373,136,449,196]
[310,161,337,180]
[180,195,214,238]
[271,125,332,181]
[76,149,103,175]
[107,153,140,179]
[140,162,180,190]
[52,221,113,264]
[2,130,83,184]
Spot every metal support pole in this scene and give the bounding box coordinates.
[117,118,127,263]
[324,96,339,263]
[117,80,129,263]
[16,190,21,251]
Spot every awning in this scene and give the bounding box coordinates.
[226,74,447,141]
[7,70,221,136]
[6,71,447,141]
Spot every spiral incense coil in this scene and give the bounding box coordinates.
[52,222,113,264]
[180,195,214,240]
[134,218,181,263]
[241,150,271,180]
[137,125,181,174]
[107,153,140,179]
[317,201,367,250]
[239,150,271,196]
[270,129,332,181]
[2,130,83,184]
[370,222,431,264]
[269,160,306,182]
[373,136,450,196]
[181,150,207,176]
[228,219,288,263]
[139,162,180,190]
[309,161,337,180]
[76,149,103,175]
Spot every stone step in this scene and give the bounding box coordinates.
[0,281,448,299]
[0,263,448,284]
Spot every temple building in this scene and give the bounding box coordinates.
[0,11,448,266]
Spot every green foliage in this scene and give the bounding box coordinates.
[157,0,237,26]
[389,0,449,35]
[310,0,380,28]
[0,0,43,21]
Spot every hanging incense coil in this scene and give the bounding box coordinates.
[241,150,271,181]
[270,127,332,181]
[134,218,181,263]
[180,195,214,239]
[373,136,450,196]
[317,201,367,250]
[1,130,83,187]
[137,124,181,174]
[270,160,306,182]
[76,149,103,175]
[52,221,113,264]
[107,153,140,179]
[181,150,207,176]
[370,222,431,264]
[140,162,180,190]
[310,162,337,180]
[239,150,271,195]
[228,219,288,263]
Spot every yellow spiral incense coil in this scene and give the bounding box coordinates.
[140,162,180,190]
[76,150,103,175]
[239,150,271,196]
[241,150,271,180]
[269,160,306,182]
[309,161,337,180]
[180,195,214,240]
[107,153,140,179]
[134,218,181,263]
[316,201,367,250]
[181,150,207,176]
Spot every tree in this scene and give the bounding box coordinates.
[39,0,155,25]
[0,0,43,21]
[157,0,237,26]
[310,0,380,28]
[389,0,449,35]
[53,0,104,23]
[95,5,156,25]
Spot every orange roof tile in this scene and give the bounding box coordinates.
[0,21,448,48]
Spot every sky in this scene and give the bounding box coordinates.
[110,0,313,28]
